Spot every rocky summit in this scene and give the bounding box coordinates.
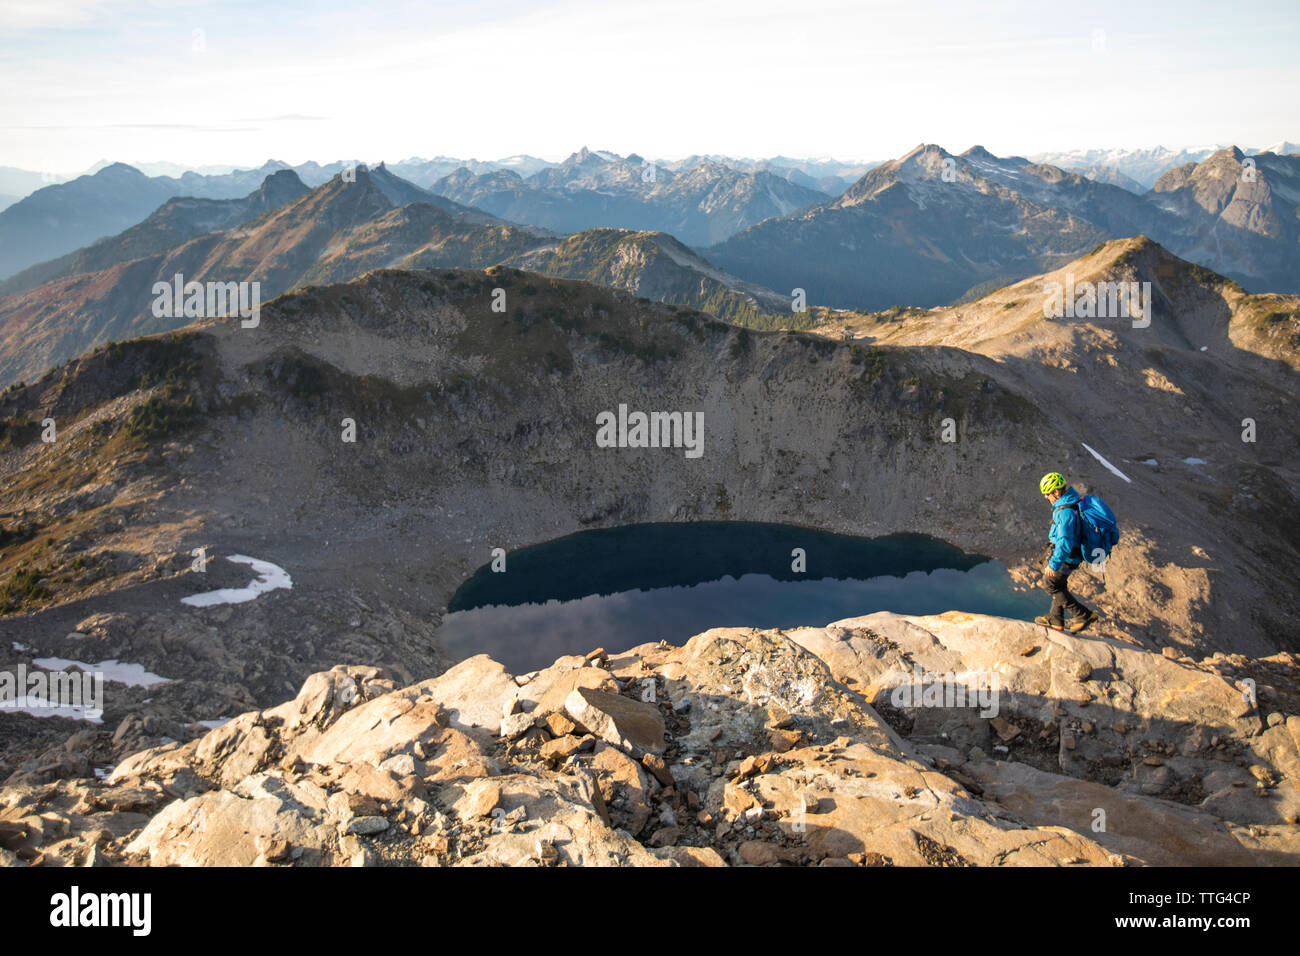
[3,610,1296,868]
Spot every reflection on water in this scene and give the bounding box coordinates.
[449,523,989,613]
[439,524,1040,672]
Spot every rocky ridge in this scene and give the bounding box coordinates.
[3,611,1297,867]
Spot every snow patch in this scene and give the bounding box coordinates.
[1081,443,1132,483]
[181,555,292,607]
[1183,457,1206,465]
[197,717,233,730]
[32,657,169,687]
[0,698,103,723]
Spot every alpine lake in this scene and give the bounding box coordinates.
[437,522,1041,672]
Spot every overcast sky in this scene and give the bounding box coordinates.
[3,0,1297,174]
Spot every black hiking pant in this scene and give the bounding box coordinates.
[1041,565,1089,625]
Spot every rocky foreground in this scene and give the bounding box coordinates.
[2,610,1298,867]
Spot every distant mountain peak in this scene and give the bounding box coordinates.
[899,143,950,163]
[94,162,148,178]
[251,168,309,207]
[564,147,615,168]
[1257,140,1299,156]
[263,168,304,184]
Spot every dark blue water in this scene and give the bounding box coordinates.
[439,522,1039,672]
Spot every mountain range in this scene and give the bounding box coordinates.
[0,151,833,281]
[0,170,311,298]
[1029,143,1300,191]
[705,144,1300,310]
[0,161,326,279]
[429,147,829,246]
[0,165,788,385]
[659,155,876,194]
[3,142,1299,382]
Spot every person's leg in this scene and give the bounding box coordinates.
[1040,570,1068,626]
[1057,567,1089,618]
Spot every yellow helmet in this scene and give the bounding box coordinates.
[1039,472,1066,495]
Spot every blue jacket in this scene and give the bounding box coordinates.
[1048,486,1084,571]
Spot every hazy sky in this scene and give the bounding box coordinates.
[3,0,1297,174]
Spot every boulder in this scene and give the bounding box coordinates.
[564,687,664,755]
[126,774,333,866]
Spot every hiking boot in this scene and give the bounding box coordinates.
[1034,615,1066,631]
[1068,610,1099,633]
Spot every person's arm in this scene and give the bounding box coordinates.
[1047,511,1075,571]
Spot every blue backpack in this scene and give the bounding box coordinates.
[1070,495,1120,565]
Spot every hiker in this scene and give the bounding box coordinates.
[1036,472,1100,633]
